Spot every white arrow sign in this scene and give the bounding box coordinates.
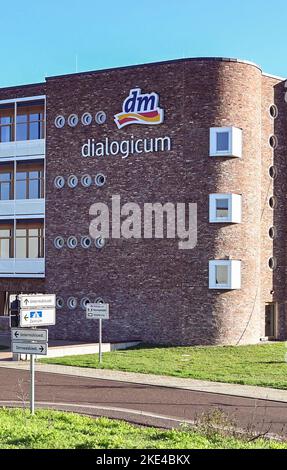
[12,342,47,356]
[86,303,109,319]
[20,308,56,327]
[11,328,48,342]
[19,294,56,309]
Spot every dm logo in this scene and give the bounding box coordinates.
[114,88,164,129]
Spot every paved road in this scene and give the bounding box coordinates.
[0,367,286,437]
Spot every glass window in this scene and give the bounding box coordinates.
[0,226,13,258]
[216,132,229,151]
[15,237,26,258]
[0,182,11,200]
[216,198,229,218]
[0,101,45,142]
[0,169,13,200]
[16,172,27,199]
[16,223,44,258]
[16,101,45,141]
[0,104,14,143]
[0,126,12,143]
[16,114,28,124]
[28,236,39,258]
[215,265,228,285]
[16,123,28,141]
[29,121,41,140]
[29,178,40,199]
[15,165,44,199]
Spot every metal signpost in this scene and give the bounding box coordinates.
[11,294,55,415]
[20,308,56,327]
[86,303,109,364]
[19,294,56,309]
[11,328,48,342]
[12,339,48,355]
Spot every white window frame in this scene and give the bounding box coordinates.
[209,193,242,223]
[209,127,242,158]
[209,260,241,289]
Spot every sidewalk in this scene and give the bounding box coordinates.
[0,359,287,403]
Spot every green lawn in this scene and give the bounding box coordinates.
[42,342,287,389]
[0,408,285,449]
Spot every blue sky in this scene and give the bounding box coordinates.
[0,0,286,87]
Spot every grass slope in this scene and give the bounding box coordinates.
[42,342,287,389]
[0,408,286,449]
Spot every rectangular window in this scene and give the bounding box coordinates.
[215,265,228,285]
[216,198,229,218]
[0,104,14,143]
[210,127,242,158]
[16,221,44,258]
[16,101,45,141]
[209,260,241,290]
[15,162,44,200]
[0,165,13,200]
[216,132,229,152]
[209,194,242,223]
[0,224,13,258]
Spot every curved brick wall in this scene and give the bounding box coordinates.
[193,61,262,345]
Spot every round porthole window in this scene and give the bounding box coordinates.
[80,297,91,310]
[54,176,65,189]
[54,236,65,249]
[68,114,79,127]
[95,111,107,125]
[95,297,104,304]
[268,257,277,270]
[67,175,78,188]
[56,297,65,309]
[67,297,77,309]
[269,196,277,209]
[269,226,277,239]
[269,135,278,149]
[67,236,78,249]
[95,173,106,187]
[269,166,277,179]
[81,174,92,187]
[55,115,65,128]
[95,237,105,249]
[81,236,92,249]
[81,112,93,126]
[269,105,278,119]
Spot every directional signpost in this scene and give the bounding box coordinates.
[11,328,48,342]
[20,308,56,327]
[19,294,56,309]
[19,294,56,328]
[12,341,47,355]
[11,293,55,415]
[86,303,109,364]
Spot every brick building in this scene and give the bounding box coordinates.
[0,57,286,345]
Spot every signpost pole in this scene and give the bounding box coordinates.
[99,318,102,364]
[30,354,35,415]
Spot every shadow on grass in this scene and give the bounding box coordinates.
[255,361,287,365]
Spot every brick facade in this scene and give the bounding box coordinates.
[0,58,286,345]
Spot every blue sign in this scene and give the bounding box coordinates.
[29,311,43,319]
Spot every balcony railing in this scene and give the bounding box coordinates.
[0,139,45,160]
[0,258,45,278]
[0,199,45,218]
